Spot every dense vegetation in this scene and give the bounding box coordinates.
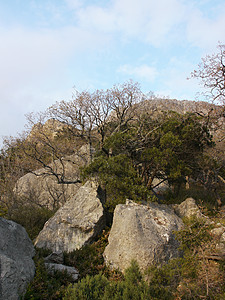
[24,216,225,299]
[0,45,225,299]
[82,111,214,211]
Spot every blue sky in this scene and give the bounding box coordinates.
[0,0,225,146]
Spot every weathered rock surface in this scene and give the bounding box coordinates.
[44,263,79,281]
[173,198,203,219]
[14,144,92,209]
[0,217,35,300]
[152,178,170,193]
[44,251,64,264]
[35,180,106,252]
[43,250,79,281]
[217,232,225,252]
[211,225,225,254]
[104,200,183,272]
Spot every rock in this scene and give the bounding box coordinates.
[103,200,183,273]
[0,217,35,300]
[44,263,79,281]
[14,144,92,209]
[219,232,225,250]
[173,198,203,218]
[213,230,225,253]
[44,251,64,264]
[211,226,225,237]
[34,180,106,252]
[152,178,170,193]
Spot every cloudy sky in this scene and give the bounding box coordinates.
[0,0,225,146]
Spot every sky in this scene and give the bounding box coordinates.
[0,0,225,147]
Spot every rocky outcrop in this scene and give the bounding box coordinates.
[14,144,92,209]
[104,200,183,272]
[34,180,106,252]
[139,98,216,116]
[0,217,35,300]
[173,198,203,218]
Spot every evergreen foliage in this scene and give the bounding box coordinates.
[82,112,214,211]
[9,204,55,240]
[63,261,151,300]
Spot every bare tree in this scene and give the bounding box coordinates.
[190,44,225,106]
[189,44,225,205]
[108,80,143,131]
[48,80,143,156]
[23,113,85,185]
[1,80,141,191]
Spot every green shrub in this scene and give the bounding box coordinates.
[163,182,224,211]
[175,216,213,251]
[63,261,150,300]
[0,204,7,217]
[9,204,55,240]
[81,154,153,212]
[63,228,119,280]
[24,258,74,300]
[63,273,109,300]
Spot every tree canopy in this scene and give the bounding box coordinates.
[82,110,213,210]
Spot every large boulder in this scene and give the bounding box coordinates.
[34,180,106,252]
[0,217,35,300]
[14,144,92,209]
[104,200,183,272]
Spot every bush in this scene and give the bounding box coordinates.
[9,204,55,240]
[24,258,73,300]
[63,261,150,300]
[63,273,109,300]
[64,229,110,279]
[0,204,7,217]
[81,154,153,212]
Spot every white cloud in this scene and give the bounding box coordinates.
[186,3,225,49]
[159,57,202,100]
[71,0,225,48]
[118,64,158,82]
[0,23,110,91]
[74,0,186,46]
[76,5,116,33]
[0,23,110,143]
[64,0,83,10]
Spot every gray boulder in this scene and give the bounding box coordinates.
[173,198,203,219]
[44,263,79,281]
[104,200,183,272]
[0,217,35,300]
[44,251,64,264]
[14,144,92,209]
[34,180,106,252]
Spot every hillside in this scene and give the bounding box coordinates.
[1,84,225,299]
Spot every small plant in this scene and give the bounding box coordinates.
[0,204,7,217]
